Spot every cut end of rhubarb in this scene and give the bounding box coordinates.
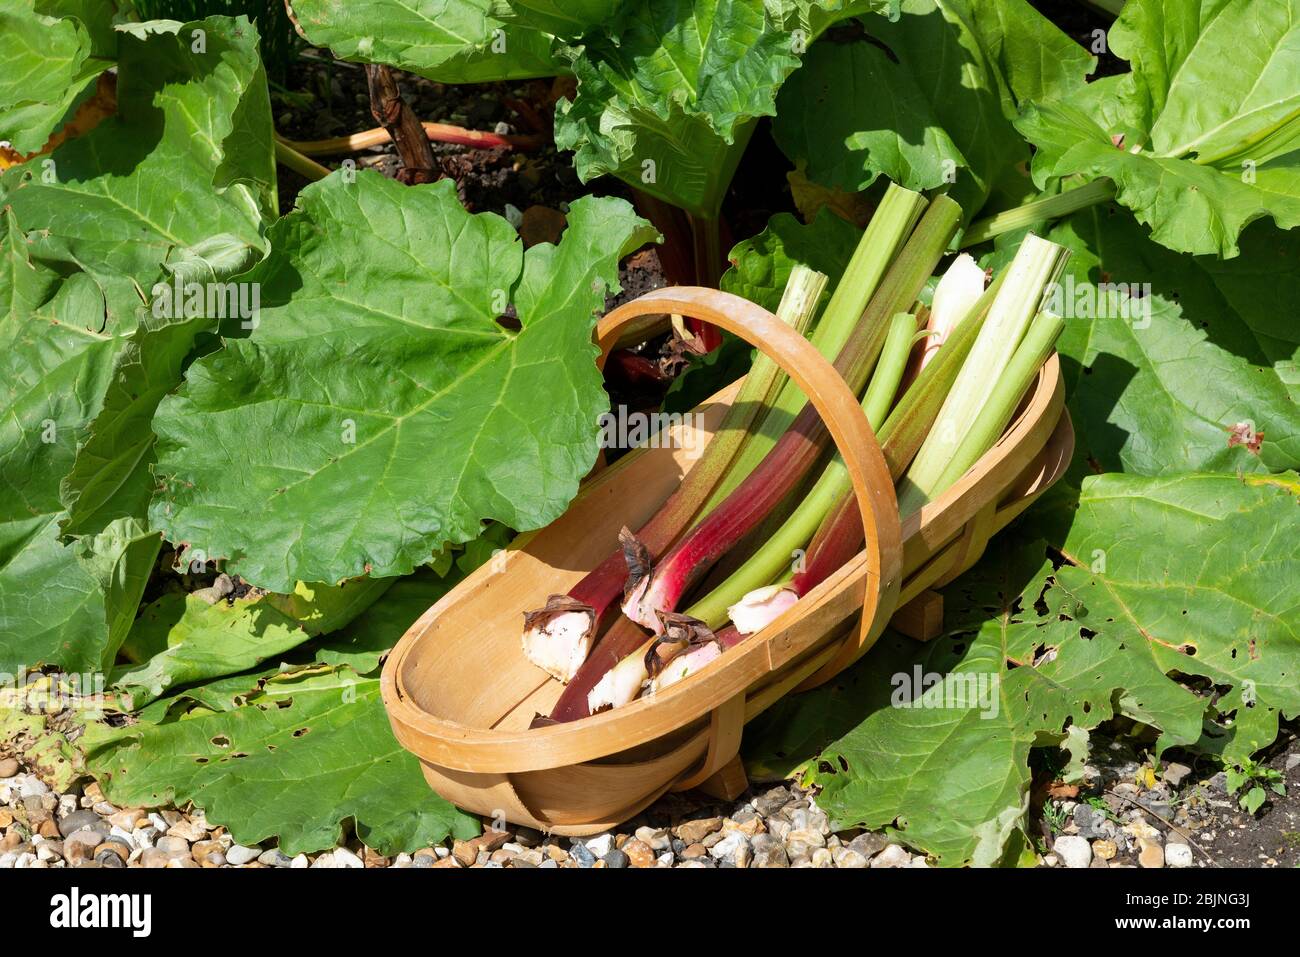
[727,583,799,635]
[650,641,722,694]
[644,611,716,677]
[586,651,648,714]
[618,526,660,630]
[521,594,596,683]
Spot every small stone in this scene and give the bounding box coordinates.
[451,840,478,867]
[14,774,48,798]
[570,841,596,867]
[846,832,889,859]
[675,817,723,844]
[140,848,187,868]
[870,844,912,868]
[785,827,826,848]
[655,852,674,868]
[166,819,206,843]
[832,848,869,869]
[36,842,60,863]
[753,786,791,817]
[1138,840,1165,869]
[722,816,764,837]
[38,819,61,840]
[96,849,126,868]
[512,826,544,848]
[622,839,655,868]
[1053,835,1092,869]
[584,833,615,858]
[107,808,145,831]
[602,849,629,869]
[0,758,18,778]
[57,809,102,838]
[515,849,544,867]
[310,853,336,868]
[750,834,789,868]
[155,835,189,853]
[165,856,199,868]
[680,843,708,860]
[227,844,260,866]
[201,852,226,868]
[62,830,101,863]
[191,840,223,864]
[1161,762,1192,788]
[1285,753,1300,773]
[93,840,129,863]
[0,809,11,828]
[811,848,834,868]
[258,848,293,867]
[709,832,749,864]
[290,854,309,869]
[334,847,364,869]
[1092,839,1117,861]
[364,847,389,868]
[1165,843,1193,868]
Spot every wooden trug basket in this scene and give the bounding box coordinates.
[381,288,1073,835]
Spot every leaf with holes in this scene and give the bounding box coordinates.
[85,668,480,854]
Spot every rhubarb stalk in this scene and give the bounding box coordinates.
[897,234,1069,516]
[622,197,962,634]
[523,267,826,686]
[704,184,928,509]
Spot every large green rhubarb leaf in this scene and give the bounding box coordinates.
[1048,209,1300,476]
[151,172,655,591]
[0,0,122,155]
[744,472,1300,865]
[290,0,565,82]
[0,210,159,672]
[86,668,480,854]
[0,17,278,671]
[555,0,894,219]
[490,0,626,39]
[775,0,1092,221]
[1016,0,1300,256]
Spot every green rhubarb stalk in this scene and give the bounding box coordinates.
[686,275,1001,628]
[703,184,928,510]
[862,313,918,430]
[961,180,1115,248]
[930,310,1066,495]
[623,196,963,634]
[896,234,1069,517]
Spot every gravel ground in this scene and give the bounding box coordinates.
[4,723,1297,868]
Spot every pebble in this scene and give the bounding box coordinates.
[680,843,708,860]
[1053,835,1092,869]
[58,809,102,838]
[785,827,826,848]
[570,841,596,867]
[0,758,18,778]
[846,832,889,859]
[140,848,189,868]
[155,835,190,853]
[1161,762,1192,787]
[258,848,293,867]
[1166,843,1194,868]
[750,833,789,868]
[290,854,309,869]
[62,830,102,863]
[334,847,364,869]
[14,774,48,799]
[675,817,723,844]
[585,833,615,858]
[753,786,791,817]
[709,832,749,866]
[634,826,670,851]
[621,839,655,868]
[832,848,869,869]
[167,819,207,843]
[810,848,834,868]
[602,849,629,869]
[1092,839,1117,861]
[1138,840,1165,869]
[227,844,260,866]
[870,844,912,868]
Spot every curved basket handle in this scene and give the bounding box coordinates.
[597,287,903,680]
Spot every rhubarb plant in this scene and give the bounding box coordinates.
[1016,0,1300,256]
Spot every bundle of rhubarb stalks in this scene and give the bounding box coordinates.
[523,183,1070,724]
